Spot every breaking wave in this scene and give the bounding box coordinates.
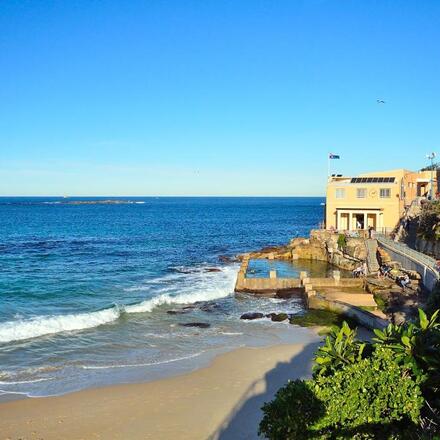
[0,307,121,344]
[0,265,238,344]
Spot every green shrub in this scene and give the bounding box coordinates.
[418,201,440,241]
[374,309,440,431]
[259,380,324,440]
[337,234,347,250]
[313,321,368,377]
[312,347,425,435]
[259,311,440,439]
[259,348,425,439]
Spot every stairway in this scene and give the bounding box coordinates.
[365,239,380,274]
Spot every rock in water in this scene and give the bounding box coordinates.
[179,322,211,328]
[219,255,240,263]
[167,309,188,315]
[268,313,288,322]
[240,312,264,320]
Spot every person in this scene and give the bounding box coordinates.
[368,226,375,239]
[379,264,391,279]
[352,264,365,278]
[356,220,362,230]
[436,260,440,272]
[397,274,411,291]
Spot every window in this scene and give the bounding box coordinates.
[335,188,345,199]
[380,188,391,198]
[357,188,367,198]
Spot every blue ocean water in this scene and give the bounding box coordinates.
[0,197,324,399]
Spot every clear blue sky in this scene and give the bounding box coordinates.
[1,0,439,196]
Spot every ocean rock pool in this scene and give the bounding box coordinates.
[245,258,353,279]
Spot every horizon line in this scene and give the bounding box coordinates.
[0,194,326,198]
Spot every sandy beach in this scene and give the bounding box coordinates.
[0,341,319,440]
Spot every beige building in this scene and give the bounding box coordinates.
[325,168,437,233]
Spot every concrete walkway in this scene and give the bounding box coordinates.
[365,238,379,273]
[317,286,388,321]
[323,291,377,307]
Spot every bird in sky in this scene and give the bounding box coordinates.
[376,99,386,104]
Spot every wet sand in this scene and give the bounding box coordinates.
[0,342,319,440]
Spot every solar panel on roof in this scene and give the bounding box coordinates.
[349,176,396,184]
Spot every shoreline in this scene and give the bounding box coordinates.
[0,341,320,440]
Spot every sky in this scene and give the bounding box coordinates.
[1,0,439,196]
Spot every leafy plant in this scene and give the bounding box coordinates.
[418,201,440,241]
[373,309,440,374]
[259,310,440,439]
[337,233,347,250]
[313,321,368,377]
[312,347,425,436]
[373,309,440,431]
[259,348,425,439]
[259,380,324,440]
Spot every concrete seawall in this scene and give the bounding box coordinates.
[234,258,363,294]
[234,257,303,294]
[304,292,388,330]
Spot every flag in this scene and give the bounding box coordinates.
[329,153,340,159]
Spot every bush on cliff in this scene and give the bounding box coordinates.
[259,348,424,439]
[313,321,368,377]
[418,201,440,241]
[259,310,440,439]
[337,234,347,250]
[259,380,324,440]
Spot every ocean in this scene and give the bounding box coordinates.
[0,197,324,400]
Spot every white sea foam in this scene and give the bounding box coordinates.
[0,307,121,343]
[124,265,236,313]
[81,352,203,370]
[0,378,50,385]
[219,332,243,336]
[0,265,238,343]
[124,289,228,313]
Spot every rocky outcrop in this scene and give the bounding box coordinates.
[415,237,440,259]
[244,230,368,271]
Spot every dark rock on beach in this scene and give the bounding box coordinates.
[179,322,211,329]
[266,312,289,322]
[240,312,264,320]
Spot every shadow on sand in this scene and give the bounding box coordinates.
[207,341,321,440]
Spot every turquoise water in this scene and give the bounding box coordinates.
[0,197,323,399]
[246,259,353,278]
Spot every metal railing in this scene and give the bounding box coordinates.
[376,233,439,277]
